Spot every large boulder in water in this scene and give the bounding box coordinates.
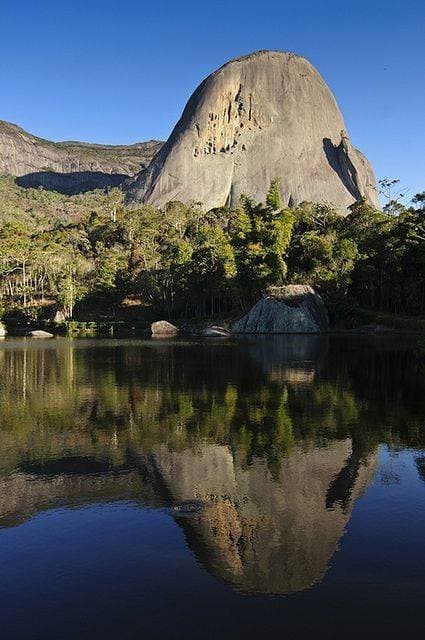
[125,50,378,212]
[150,320,179,336]
[232,285,329,334]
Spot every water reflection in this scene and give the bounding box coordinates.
[148,441,378,593]
[0,336,424,595]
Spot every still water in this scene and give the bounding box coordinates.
[0,335,424,639]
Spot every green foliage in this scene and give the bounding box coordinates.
[231,189,294,301]
[266,178,283,210]
[287,203,358,295]
[412,192,425,212]
[286,195,425,316]
[1,175,425,321]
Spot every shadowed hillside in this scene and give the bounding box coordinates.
[0,119,162,194]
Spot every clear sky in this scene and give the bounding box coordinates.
[1,0,424,200]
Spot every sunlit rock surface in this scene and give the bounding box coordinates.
[126,50,378,211]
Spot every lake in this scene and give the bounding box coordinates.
[0,335,424,639]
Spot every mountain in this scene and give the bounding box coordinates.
[0,119,162,194]
[125,50,379,211]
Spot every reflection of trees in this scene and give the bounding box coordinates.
[0,337,425,476]
[0,336,424,593]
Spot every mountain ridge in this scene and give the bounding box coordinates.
[0,119,163,194]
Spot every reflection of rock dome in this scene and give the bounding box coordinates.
[0,338,383,595]
[0,438,378,594]
[149,440,378,594]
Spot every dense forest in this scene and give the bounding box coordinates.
[0,175,424,324]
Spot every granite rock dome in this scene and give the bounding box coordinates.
[125,50,379,211]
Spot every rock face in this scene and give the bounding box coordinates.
[232,285,329,334]
[0,119,162,194]
[125,50,379,211]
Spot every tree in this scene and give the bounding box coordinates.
[187,225,236,316]
[0,221,32,307]
[50,248,90,318]
[230,184,294,304]
[412,192,425,213]
[378,178,406,215]
[266,178,283,211]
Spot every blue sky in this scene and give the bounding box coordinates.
[1,0,424,200]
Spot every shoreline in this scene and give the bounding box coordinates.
[1,319,424,338]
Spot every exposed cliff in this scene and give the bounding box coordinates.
[0,119,162,194]
[125,50,379,211]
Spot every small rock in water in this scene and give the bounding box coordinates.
[27,329,54,338]
[202,326,231,337]
[0,322,7,338]
[172,500,205,516]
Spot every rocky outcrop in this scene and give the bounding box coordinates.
[232,285,329,334]
[0,119,162,194]
[125,50,379,211]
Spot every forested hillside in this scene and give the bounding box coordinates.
[0,175,424,324]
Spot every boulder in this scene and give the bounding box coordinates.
[126,50,378,212]
[44,305,67,323]
[150,320,180,336]
[0,322,6,337]
[202,326,231,337]
[53,310,66,323]
[27,329,54,338]
[232,285,329,334]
